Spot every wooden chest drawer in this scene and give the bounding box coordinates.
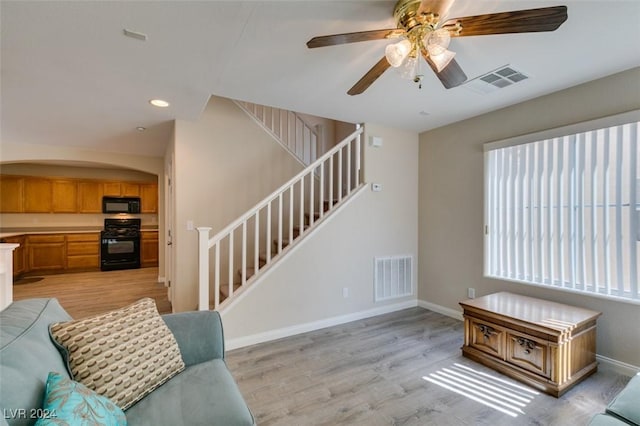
[468,318,504,358]
[506,331,550,378]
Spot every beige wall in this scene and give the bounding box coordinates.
[221,123,419,342]
[418,67,640,367]
[171,96,307,312]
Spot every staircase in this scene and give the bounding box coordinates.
[235,101,320,166]
[197,123,365,311]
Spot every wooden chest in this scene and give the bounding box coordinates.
[460,292,601,397]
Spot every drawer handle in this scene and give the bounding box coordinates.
[478,324,495,340]
[516,337,537,354]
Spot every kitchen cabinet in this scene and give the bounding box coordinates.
[141,231,159,267]
[52,179,78,213]
[103,182,140,197]
[27,235,66,271]
[2,235,26,277]
[0,174,157,214]
[24,178,52,213]
[66,233,100,270]
[0,176,24,213]
[140,184,158,213]
[103,182,122,196]
[77,181,104,213]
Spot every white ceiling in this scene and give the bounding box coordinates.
[2,1,639,157]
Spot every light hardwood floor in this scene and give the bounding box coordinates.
[12,267,171,318]
[226,307,629,426]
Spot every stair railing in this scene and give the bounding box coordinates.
[197,125,364,311]
[235,101,320,166]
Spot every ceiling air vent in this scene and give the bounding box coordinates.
[464,65,529,94]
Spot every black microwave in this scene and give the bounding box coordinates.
[102,197,141,214]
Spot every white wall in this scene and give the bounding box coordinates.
[221,123,419,343]
[171,96,307,312]
[419,67,640,367]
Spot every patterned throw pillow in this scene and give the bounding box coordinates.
[34,371,126,426]
[49,298,185,410]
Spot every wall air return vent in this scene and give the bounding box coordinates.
[374,255,413,302]
[464,65,529,94]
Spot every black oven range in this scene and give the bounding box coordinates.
[100,218,141,271]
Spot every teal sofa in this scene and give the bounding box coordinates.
[589,372,640,426]
[0,298,255,426]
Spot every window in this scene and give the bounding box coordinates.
[484,111,639,302]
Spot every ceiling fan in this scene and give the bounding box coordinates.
[306,0,568,95]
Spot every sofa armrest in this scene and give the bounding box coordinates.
[161,310,225,366]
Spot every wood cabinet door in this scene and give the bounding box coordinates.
[0,176,24,212]
[103,182,121,196]
[27,235,66,271]
[77,181,104,213]
[24,177,52,212]
[121,183,140,197]
[140,184,158,213]
[52,180,78,213]
[141,231,159,267]
[66,233,100,269]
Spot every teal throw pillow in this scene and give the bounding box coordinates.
[34,371,126,426]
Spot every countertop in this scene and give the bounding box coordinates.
[0,226,158,239]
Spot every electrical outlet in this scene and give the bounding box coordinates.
[468,288,476,299]
[343,287,349,298]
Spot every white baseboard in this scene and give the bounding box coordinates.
[157,276,165,284]
[224,299,418,351]
[596,355,640,377]
[417,299,464,321]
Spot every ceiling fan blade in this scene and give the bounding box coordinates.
[307,29,403,48]
[417,0,455,19]
[347,57,391,96]
[423,51,467,89]
[442,5,568,36]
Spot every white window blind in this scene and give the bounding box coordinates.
[484,114,639,302]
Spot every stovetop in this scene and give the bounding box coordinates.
[102,218,141,237]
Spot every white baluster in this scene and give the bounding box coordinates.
[196,227,211,311]
[228,232,234,297]
[241,221,247,286]
[319,161,325,219]
[347,139,351,194]
[254,212,259,275]
[278,193,283,254]
[266,203,272,263]
[338,147,343,202]
[214,241,220,309]
[309,169,314,226]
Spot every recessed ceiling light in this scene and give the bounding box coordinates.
[136,127,146,132]
[149,99,170,108]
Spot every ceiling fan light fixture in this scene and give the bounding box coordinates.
[385,39,412,67]
[425,28,451,57]
[430,49,456,72]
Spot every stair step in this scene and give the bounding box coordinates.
[220,282,242,298]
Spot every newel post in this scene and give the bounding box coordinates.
[196,227,211,311]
